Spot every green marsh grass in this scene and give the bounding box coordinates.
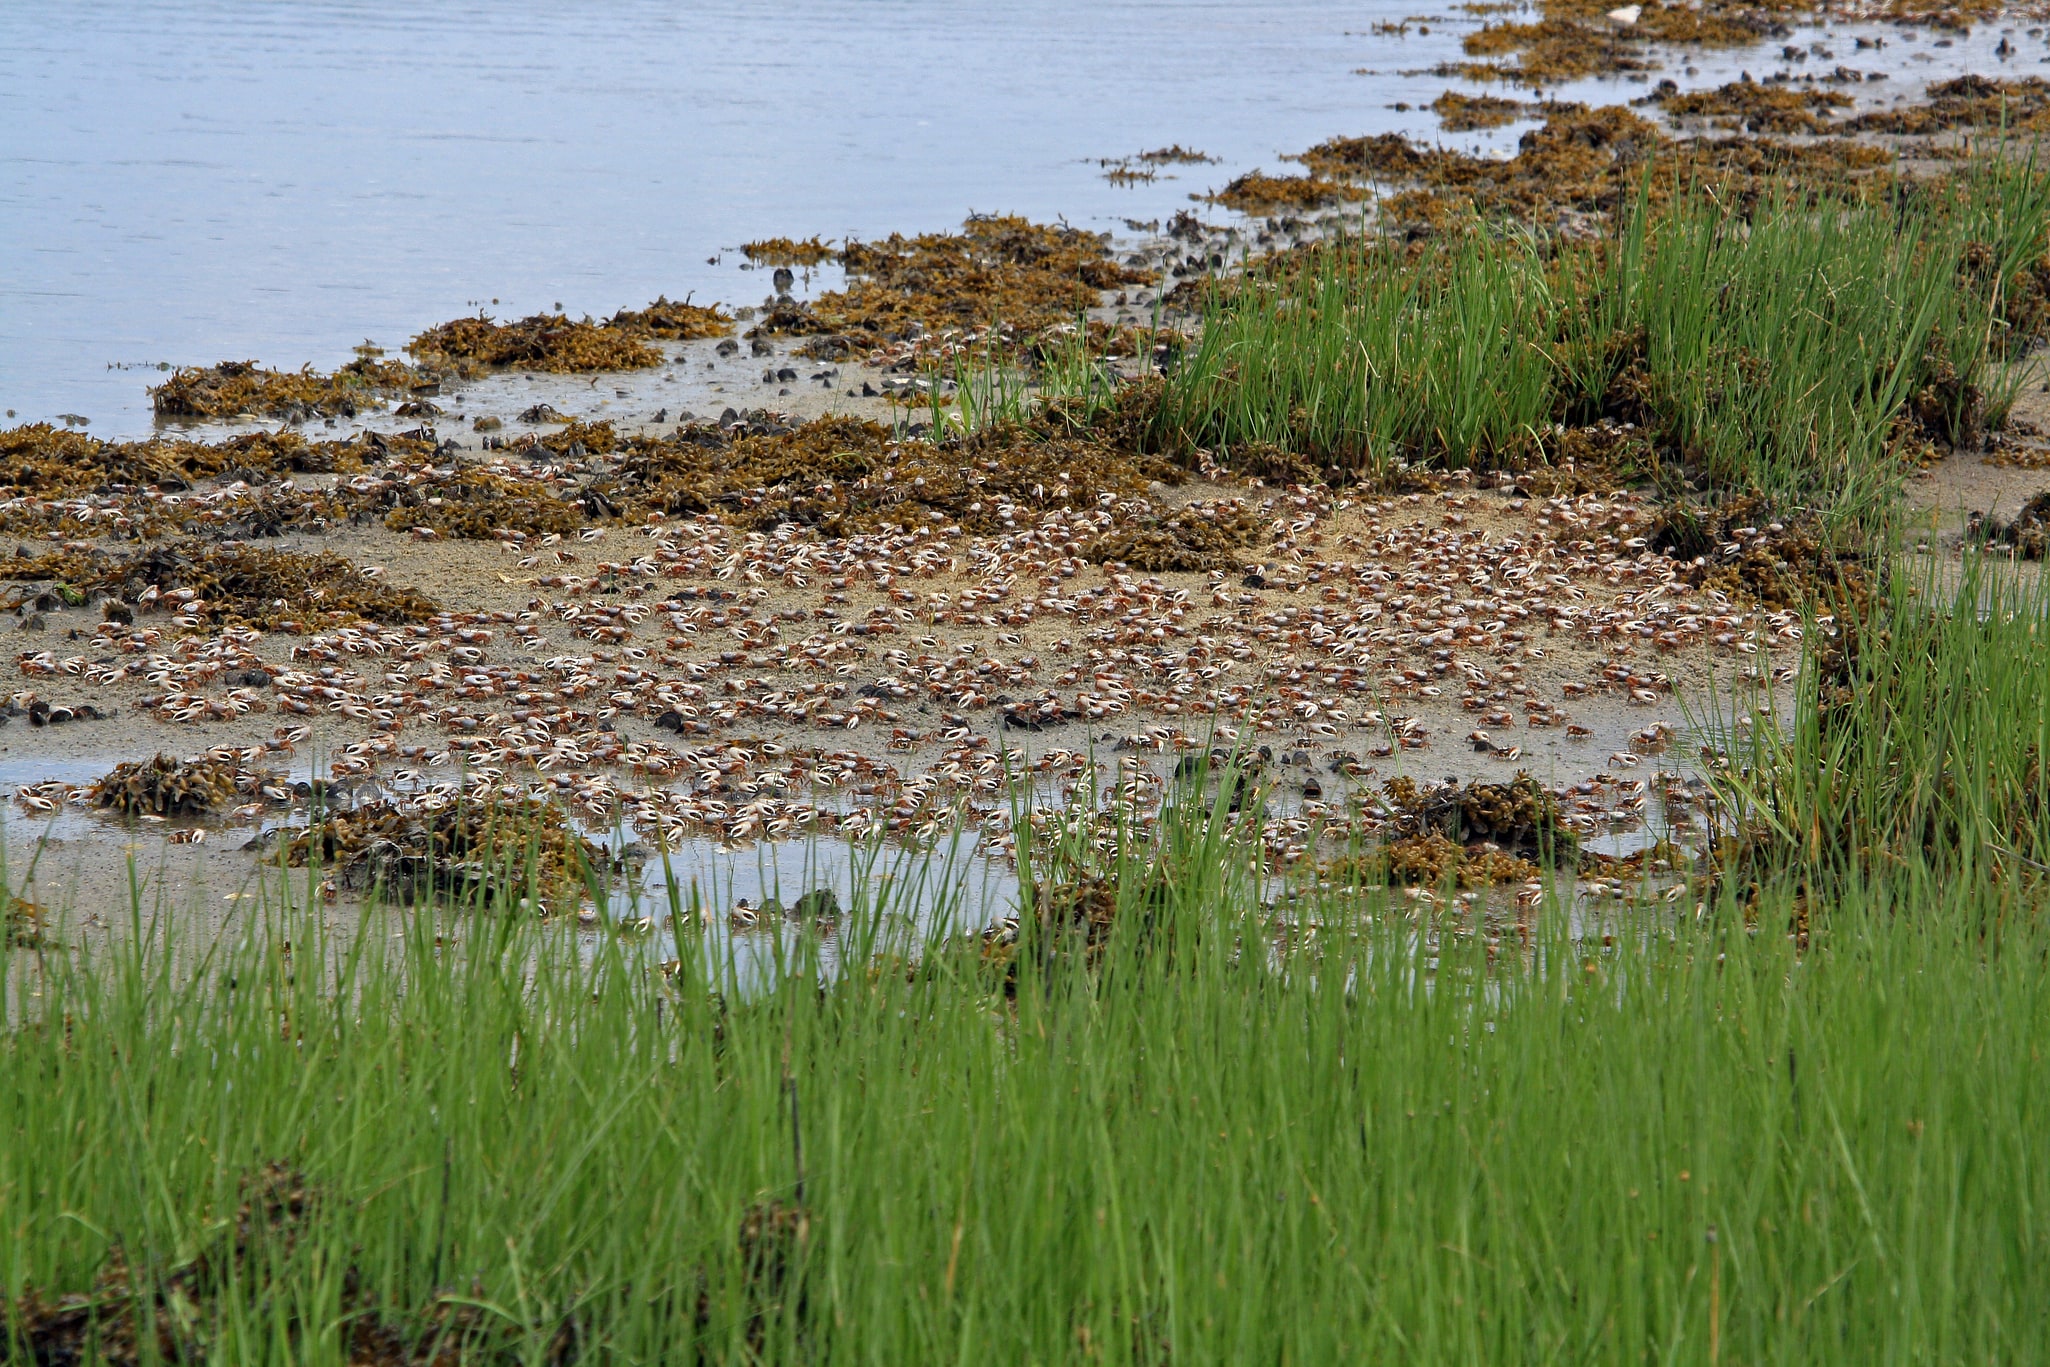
[1711,552,2050,891]
[1158,163,2050,528]
[3,759,2047,1362]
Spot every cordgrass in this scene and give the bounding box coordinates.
[1711,553,2050,890]
[1155,159,2050,527]
[3,727,2046,1362]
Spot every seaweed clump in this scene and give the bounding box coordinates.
[1655,77,1852,136]
[150,356,423,420]
[1378,774,1572,861]
[1970,490,2050,558]
[285,798,601,913]
[1275,105,1888,230]
[4,893,45,948]
[0,424,387,500]
[1204,171,1364,214]
[1847,75,2050,136]
[1449,1,1766,88]
[1085,500,1258,571]
[89,754,242,817]
[741,236,838,266]
[1650,495,1860,608]
[602,406,1180,534]
[375,461,588,540]
[0,542,438,631]
[751,215,1155,356]
[1430,92,1547,132]
[409,313,661,373]
[608,295,733,339]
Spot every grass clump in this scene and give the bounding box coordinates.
[1158,164,2050,528]
[1714,556,2050,892]
[149,356,422,420]
[5,792,2048,1361]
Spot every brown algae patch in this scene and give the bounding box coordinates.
[1430,92,1553,131]
[599,404,1182,535]
[1204,171,1367,214]
[408,313,663,374]
[1654,77,1853,135]
[285,797,602,912]
[0,423,389,498]
[1279,106,1889,227]
[607,295,734,340]
[88,754,244,817]
[1970,489,2050,557]
[1846,75,2050,135]
[1452,0,1772,87]
[0,542,438,631]
[1083,501,1260,572]
[149,356,424,420]
[742,237,839,266]
[750,215,1155,357]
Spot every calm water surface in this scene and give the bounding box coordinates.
[0,0,2031,433]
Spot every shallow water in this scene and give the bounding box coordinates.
[2,0,2036,434]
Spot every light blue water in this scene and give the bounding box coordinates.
[0,0,2030,433]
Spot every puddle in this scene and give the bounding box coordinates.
[3,1,2035,435]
